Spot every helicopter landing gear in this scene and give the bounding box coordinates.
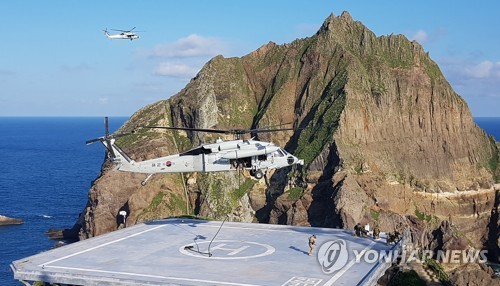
[141,174,153,186]
[251,169,264,179]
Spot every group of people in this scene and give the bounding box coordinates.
[307,223,403,256]
[353,222,380,239]
[354,222,403,246]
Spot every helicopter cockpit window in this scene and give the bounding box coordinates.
[274,149,285,157]
[180,147,211,156]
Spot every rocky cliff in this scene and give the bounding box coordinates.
[73,12,499,267]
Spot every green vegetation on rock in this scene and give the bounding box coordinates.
[288,187,305,200]
[231,178,256,204]
[487,136,499,181]
[390,269,426,286]
[295,89,346,164]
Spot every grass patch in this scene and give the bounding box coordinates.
[149,192,164,210]
[167,193,188,214]
[423,256,451,285]
[414,207,437,223]
[488,136,499,181]
[370,209,380,221]
[288,187,305,200]
[231,178,256,203]
[390,270,426,286]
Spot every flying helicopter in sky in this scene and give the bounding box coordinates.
[86,117,304,185]
[103,27,141,40]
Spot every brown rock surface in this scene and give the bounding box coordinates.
[449,263,499,286]
[0,215,23,226]
[71,12,499,268]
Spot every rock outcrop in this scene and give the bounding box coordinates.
[0,215,23,226]
[70,11,500,271]
[449,263,499,286]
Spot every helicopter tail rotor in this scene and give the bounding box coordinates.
[86,117,132,159]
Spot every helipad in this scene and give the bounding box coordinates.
[11,218,399,285]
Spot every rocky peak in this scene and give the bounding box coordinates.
[320,11,353,29]
[74,12,499,270]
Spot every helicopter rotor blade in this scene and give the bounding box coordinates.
[140,124,300,136]
[85,137,103,145]
[245,127,298,134]
[102,117,115,158]
[85,132,132,145]
[110,27,142,33]
[105,117,109,137]
[141,126,233,135]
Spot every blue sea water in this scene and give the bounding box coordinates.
[0,116,498,285]
[0,117,127,285]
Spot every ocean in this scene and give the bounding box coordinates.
[0,117,498,285]
[0,117,127,285]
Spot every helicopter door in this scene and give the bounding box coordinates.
[192,153,204,172]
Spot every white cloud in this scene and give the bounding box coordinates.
[464,61,500,79]
[407,28,447,45]
[149,34,226,58]
[410,30,428,44]
[438,58,500,103]
[99,97,109,104]
[153,63,200,78]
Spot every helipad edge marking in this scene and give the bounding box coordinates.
[44,265,263,286]
[39,225,165,267]
[323,240,377,286]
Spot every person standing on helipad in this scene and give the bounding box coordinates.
[308,235,317,256]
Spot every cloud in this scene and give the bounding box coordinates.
[408,28,447,45]
[438,58,500,99]
[153,63,200,78]
[410,30,428,44]
[149,34,226,58]
[464,61,500,79]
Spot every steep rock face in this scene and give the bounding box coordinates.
[75,12,499,262]
[449,263,499,286]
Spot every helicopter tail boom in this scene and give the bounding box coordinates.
[102,139,132,163]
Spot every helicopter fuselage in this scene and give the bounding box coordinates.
[107,138,303,176]
[104,31,139,40]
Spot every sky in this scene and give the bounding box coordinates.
[1,1,499,117]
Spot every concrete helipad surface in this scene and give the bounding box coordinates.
[11,218,398,286]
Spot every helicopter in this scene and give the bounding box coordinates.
[86,117,304,186]
[103,27,140,40]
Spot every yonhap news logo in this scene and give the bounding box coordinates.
[317,239,349,274]
[316,239,488,275]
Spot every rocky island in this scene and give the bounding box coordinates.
[0,214,23,226]
[66,11,499,284]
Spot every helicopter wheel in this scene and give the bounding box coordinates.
[250,170,256,176]
[254,170,264,179]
